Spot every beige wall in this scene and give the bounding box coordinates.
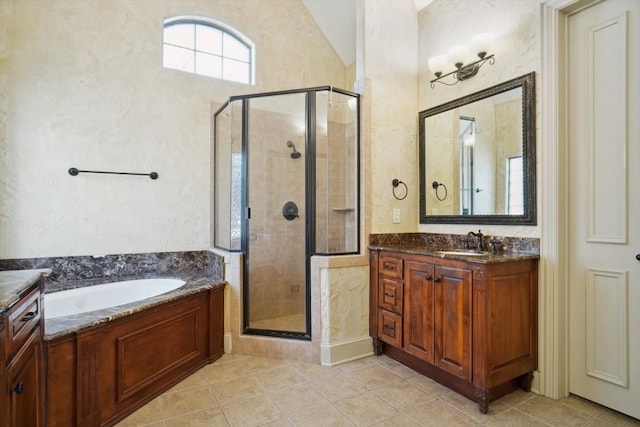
[417,0,541,237]
[359,0,419,234]
[0,0,346,258]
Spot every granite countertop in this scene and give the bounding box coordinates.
[44,273,226,341]
[0,268,51,312]
[368,243,539,264]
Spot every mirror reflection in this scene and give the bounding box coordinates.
[419,72,536,225]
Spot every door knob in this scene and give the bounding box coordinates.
[636,254,640,261]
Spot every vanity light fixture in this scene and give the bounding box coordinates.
[428,33,495,88]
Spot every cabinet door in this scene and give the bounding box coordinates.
[434,265,472,380]
[403,261,434,363]
[7,329,44,427]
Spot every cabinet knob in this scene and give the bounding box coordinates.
[636,253,640,261]
[10,382,25,395]
[434,277,441,283]
[425,275,432,280]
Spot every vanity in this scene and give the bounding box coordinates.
[0,269,48,427]
[369,235,538,414]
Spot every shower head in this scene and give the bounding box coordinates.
[287,140,302,159]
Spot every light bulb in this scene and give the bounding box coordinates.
[471,33,494,59]
[448,45,470,68]
[428,55,449,77]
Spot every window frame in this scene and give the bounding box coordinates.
[163,16,255,85]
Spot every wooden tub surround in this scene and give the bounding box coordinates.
[369,244,538,414]
[45,279,225,427]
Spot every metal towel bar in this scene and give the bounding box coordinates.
[68,167,158,180]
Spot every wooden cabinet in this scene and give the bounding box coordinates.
[46,285,225,427]
[2,279,45,427]
[370,250,537,413]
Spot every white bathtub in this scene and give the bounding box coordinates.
[44,278,186,319]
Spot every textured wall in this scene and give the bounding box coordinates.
[321,265,370,343]
[361,0,419,234]
[0,0,346,258]
[417,0,541,237]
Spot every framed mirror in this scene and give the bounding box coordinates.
[419,72,536,225]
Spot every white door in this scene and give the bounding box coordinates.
[568,0,640,419]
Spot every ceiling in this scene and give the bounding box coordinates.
[302,0,433,65]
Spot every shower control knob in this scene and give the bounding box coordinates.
[282,201,299,221]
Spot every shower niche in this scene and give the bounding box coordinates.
[214,87,360,339]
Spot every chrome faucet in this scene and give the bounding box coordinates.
[467,230,484,251]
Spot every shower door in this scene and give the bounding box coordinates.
[244,92,309,337]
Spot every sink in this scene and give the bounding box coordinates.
[437,250,490,257]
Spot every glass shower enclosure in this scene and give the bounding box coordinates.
[214,86,360,340]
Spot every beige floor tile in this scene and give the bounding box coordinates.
[123,422,164,427]
[165,407,229,427]
[114,397,164,426]
[371,356,419,379]
[311,374,368,402]
[371,381,436,411]
[337,357,377,372]
[371,413,420,426]
[216,353,243,363]
[334,393,399,425]
[587,410,640,426]
[517,395,592,427]
[221,395,283,426]
[210,375,265,405]
[557,395,608,418]
[241,356,289,373]
[253,365,308,391]
[289,360,343,382]
[259,419,293,427]
[483,409,550,426]
[161,385,219,419]
[166,371,208,393]
[201,359,250,384]
[493,389,537,408]
[405,400,479,427]
[287,402,356,426]
[406,374,450,397]
[349,364,405,390]
[121,355,635,427]
[439,390,510,421]
[270,382,330,415]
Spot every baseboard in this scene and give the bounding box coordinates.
[224,332,233,354]
[320,336,373,366]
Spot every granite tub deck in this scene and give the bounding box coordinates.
[43,273,226,340]
[0,268,51,313]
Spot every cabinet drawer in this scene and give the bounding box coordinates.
[379,256,403,279]
[378,309,402,348]
[6,285,41,359]
[379,278,403,314]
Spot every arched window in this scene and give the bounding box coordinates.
[163,16,254,84]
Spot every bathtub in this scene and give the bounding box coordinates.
[45,276,225,426]
[44,278,185,319]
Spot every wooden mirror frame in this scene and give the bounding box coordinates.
[419,72,536,225]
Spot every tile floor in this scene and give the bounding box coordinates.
[115,353,640,427]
